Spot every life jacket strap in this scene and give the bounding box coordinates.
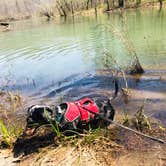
[64,98,99,122]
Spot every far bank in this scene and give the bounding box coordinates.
[0,0,166,22]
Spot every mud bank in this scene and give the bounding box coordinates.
[0,70,166,165]
[0,123,166,166]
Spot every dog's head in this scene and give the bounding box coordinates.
[25,105,55,135]
[95,99,115,125]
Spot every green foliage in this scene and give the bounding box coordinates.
[0,119,23,148]
[80,128,102,145]
[57,127,111,147]
[0,120,10,141]
[122,111,130,125]
[44,108,61,138]
[0,91,23,148]
[50,121,61,138]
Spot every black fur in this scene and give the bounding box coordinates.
[13,99,115,157]
[25,99,115,133]
[25,105,55,129]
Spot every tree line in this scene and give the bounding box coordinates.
[0,0,164,21]
[42,0,163,18]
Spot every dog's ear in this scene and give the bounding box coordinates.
[26,105,36,128]
[23,105,54,137]
[27,105,35,115]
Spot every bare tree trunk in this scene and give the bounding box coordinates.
[118,0,124,8]
[63,0,70,11]
[105,0,110,11]
[16,0,21,13]
[56,1,67,17]
[71,1,74,15]
[94,0,97,14]
[112,0,115,8]
[136,0,141,7]
[159,0,163,10]
[86,0,90,9]
[90,0,93,8]
[56,4,63,16]
[23,0,31,16]
[61,6,67,17]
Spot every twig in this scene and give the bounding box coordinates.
[82,106,165,144]
[106,118,164,144]
[88,149,101,165]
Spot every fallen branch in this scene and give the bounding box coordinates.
[82,106,165,144]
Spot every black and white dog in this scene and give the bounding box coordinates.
[24,79,118,136]
[25,98,115,135]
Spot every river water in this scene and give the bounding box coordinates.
[0,9,166,119]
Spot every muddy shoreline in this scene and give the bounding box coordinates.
[0,69,166,165]
[0,121,166,166]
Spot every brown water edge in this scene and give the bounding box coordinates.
[1,67,165,131]
[96,68,166,120]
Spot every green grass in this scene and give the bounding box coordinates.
[0,119,23,148]
[0,91,23,148]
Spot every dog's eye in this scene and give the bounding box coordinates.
[83,101,91,105]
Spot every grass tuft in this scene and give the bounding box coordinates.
[0,119,23,148]
[0,91,23,148]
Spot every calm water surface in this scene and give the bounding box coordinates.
[0,9,166,116]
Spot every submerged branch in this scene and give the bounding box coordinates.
[128,56,144,74]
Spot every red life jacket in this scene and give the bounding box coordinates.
[64,98,99,122]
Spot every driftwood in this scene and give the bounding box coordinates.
[127,57,144,75]
[83,106,164,144]
[0,22,9,27]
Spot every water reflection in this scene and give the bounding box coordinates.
[0,9,165,97]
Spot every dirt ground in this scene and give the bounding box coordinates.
[0,122,166,166]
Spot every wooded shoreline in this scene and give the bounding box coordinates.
[0,0,165,22]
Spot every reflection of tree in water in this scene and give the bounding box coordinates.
[92,11,144,75]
